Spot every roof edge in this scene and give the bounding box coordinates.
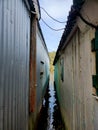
[37,21,49,58]
[53,1,84,65]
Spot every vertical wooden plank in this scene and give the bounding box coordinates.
[29,16,37,113]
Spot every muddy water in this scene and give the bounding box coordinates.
[36,76,65,130]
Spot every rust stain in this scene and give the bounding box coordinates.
[29,16,37,113]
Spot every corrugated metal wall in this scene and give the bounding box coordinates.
[0,0,30,130]
[36,24,50,114]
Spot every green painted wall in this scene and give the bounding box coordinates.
[54,59,61,103]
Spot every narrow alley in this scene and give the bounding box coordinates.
[1,0,98,130]
[36,75,65,130]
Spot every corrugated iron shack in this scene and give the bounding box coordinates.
[0,0,49,130]
[53,0,98,130]
[29,16,50,130]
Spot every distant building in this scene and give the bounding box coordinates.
[54,0,98,130]
[0,0,49,130]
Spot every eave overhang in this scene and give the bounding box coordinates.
[53,0,85,65]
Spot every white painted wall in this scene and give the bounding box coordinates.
[59,27,97,130]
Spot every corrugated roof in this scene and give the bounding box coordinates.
[53,0,84,65]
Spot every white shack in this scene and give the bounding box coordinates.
[54,0,98,130]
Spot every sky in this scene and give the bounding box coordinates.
[39,0,73,52]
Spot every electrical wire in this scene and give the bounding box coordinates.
[41,7,66,23]
[32,0,66,24]
[77,12,97,29]
[41,18,65,31]
[71,6,97,29]
[80,15,97,29]
[31,0,66,31]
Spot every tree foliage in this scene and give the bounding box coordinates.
[49,51,56,74]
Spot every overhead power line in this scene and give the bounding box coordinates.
[31,0,65,31]
[41,7,66,24]
[41,18,65,31]
[32,0,66,24]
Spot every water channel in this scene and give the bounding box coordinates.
[36,75,65,130]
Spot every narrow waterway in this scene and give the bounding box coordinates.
[47,80,56,130]
[36,75,65,130]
